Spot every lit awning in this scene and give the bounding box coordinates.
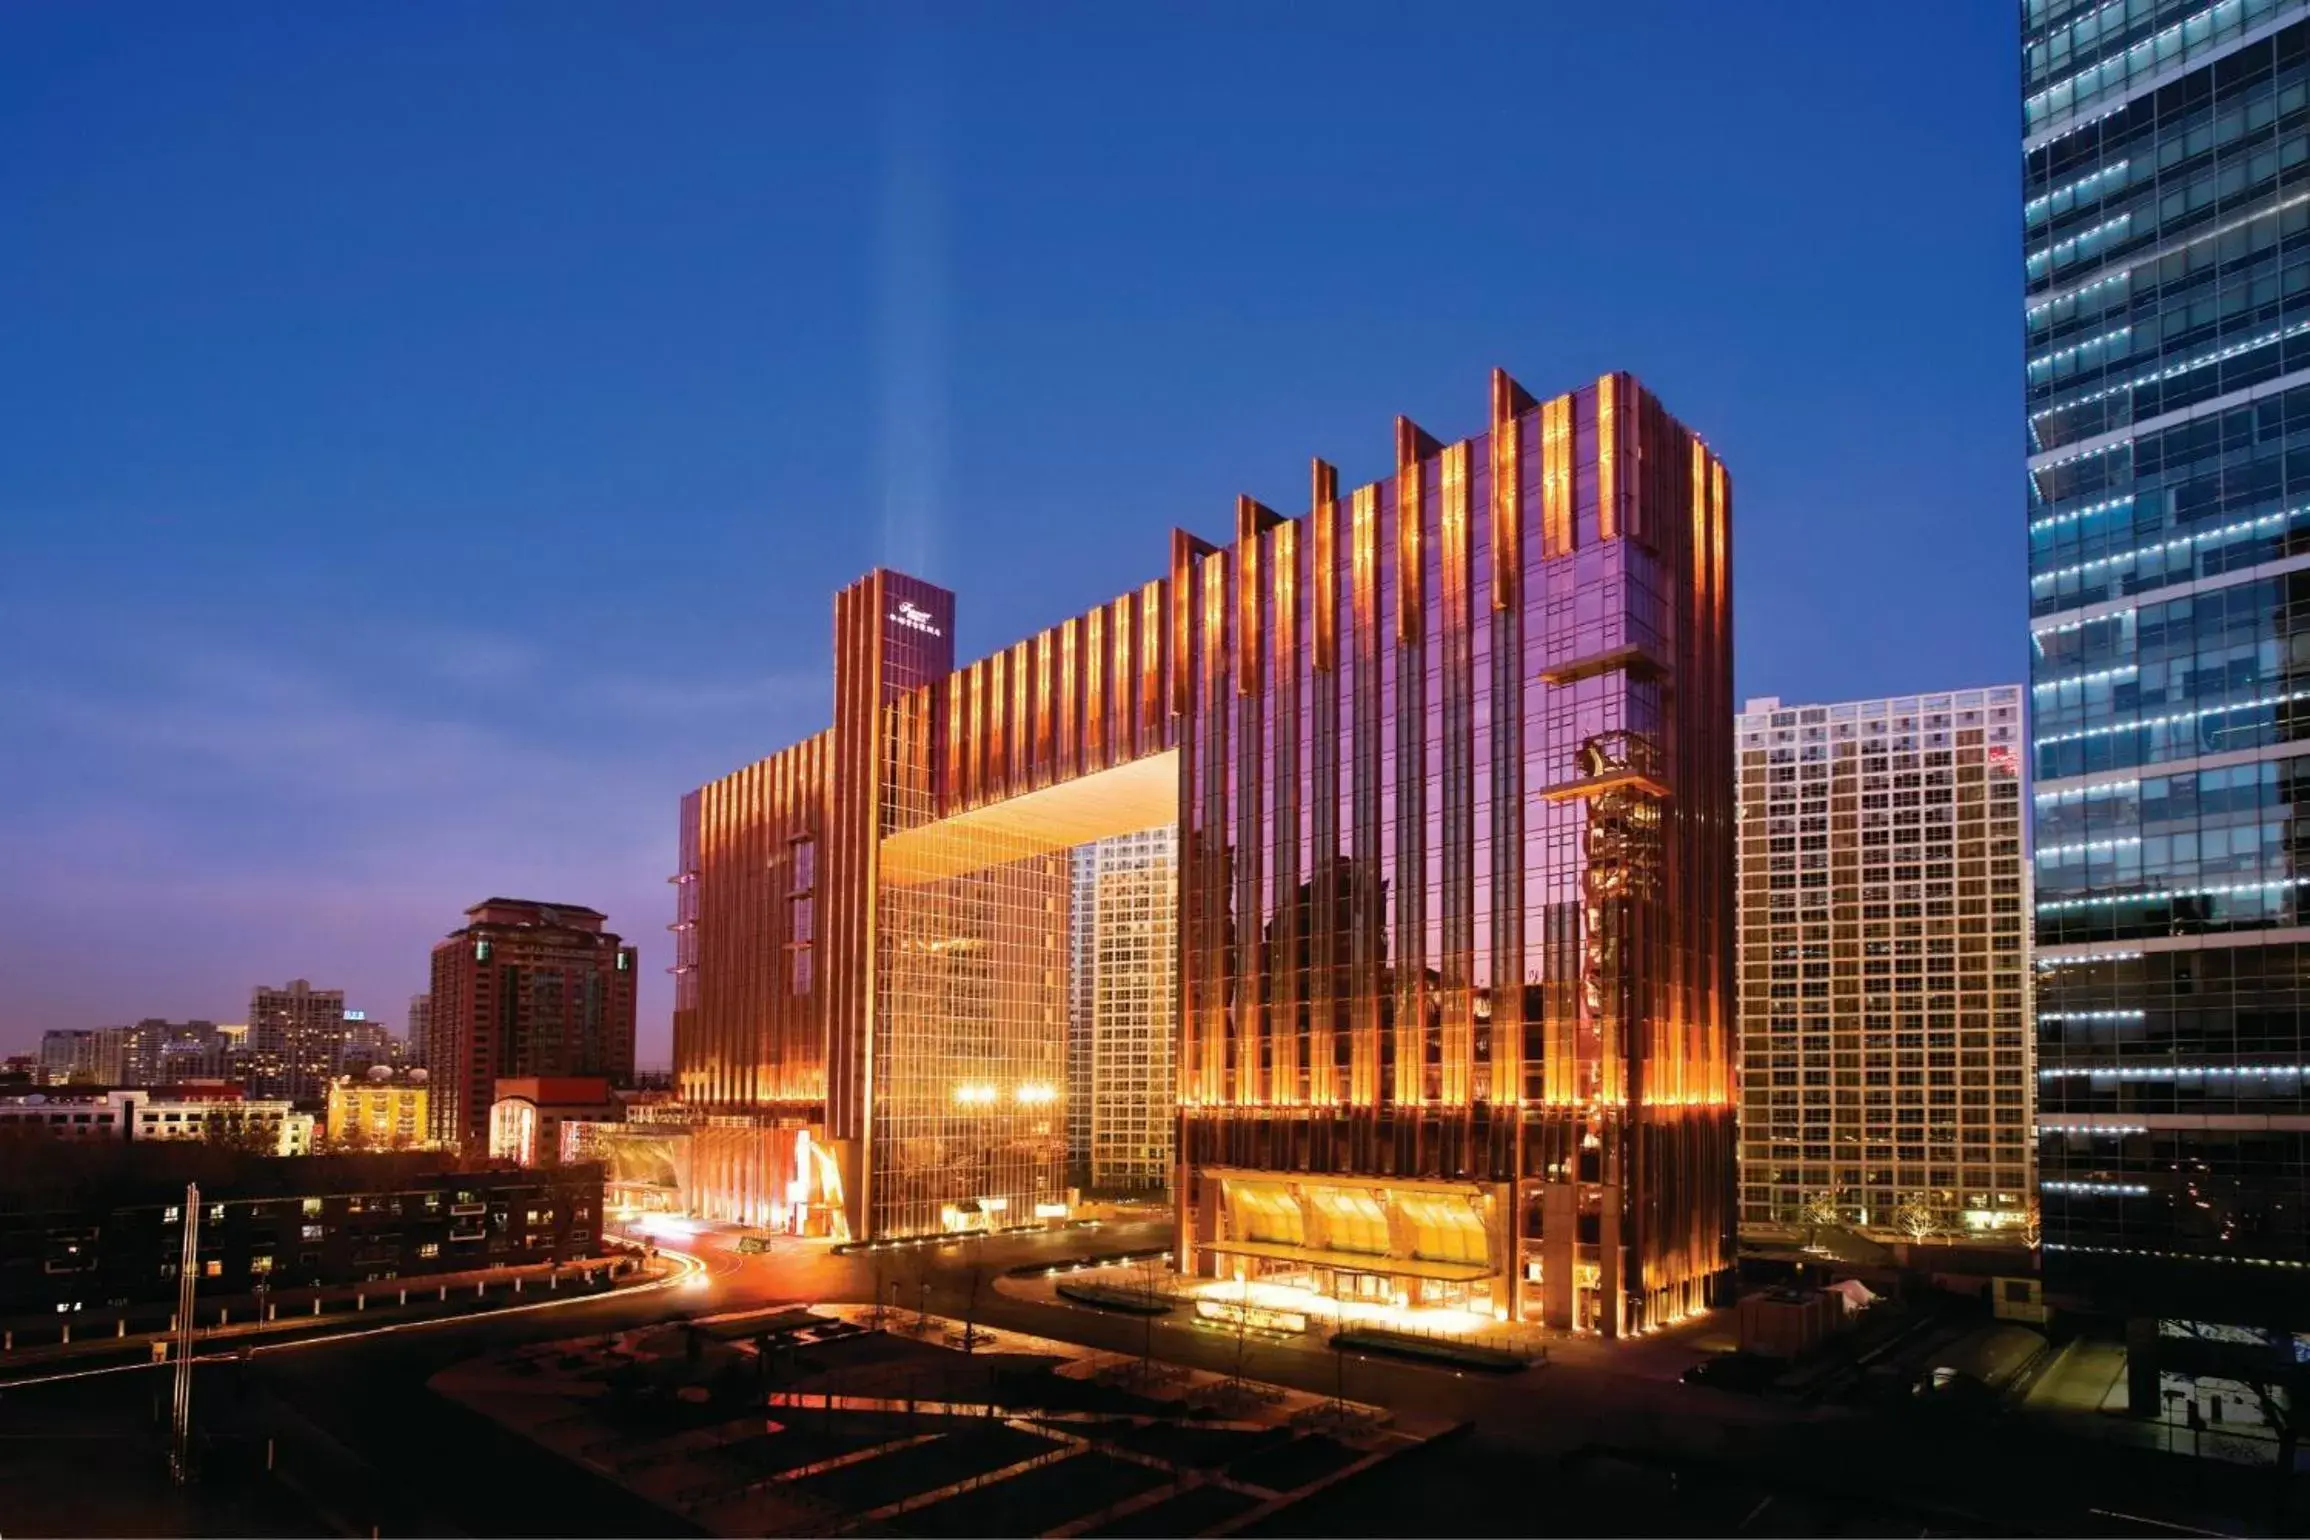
[1197,1237,1495,1282]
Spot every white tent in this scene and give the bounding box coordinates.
[1827,1278,1879,1314]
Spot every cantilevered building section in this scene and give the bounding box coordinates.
[677,368,1735,1336]
[1734,690,2032,1240]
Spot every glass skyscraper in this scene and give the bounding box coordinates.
[2025,0,2310,1379]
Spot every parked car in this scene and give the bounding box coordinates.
[1679,1350,1784,1394]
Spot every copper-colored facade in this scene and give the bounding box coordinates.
[677,369,1733,1334]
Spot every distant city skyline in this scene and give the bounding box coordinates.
[0,3,2018,1063]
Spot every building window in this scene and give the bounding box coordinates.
[301,1224,324,1241]
[419,1242,440,1259]
[250,1255,273,1275]
[203,1260,222,1278]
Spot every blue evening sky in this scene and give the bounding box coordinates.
[0,2,2020,1061]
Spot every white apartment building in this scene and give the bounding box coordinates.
[0,1089,312,1155]
[1736,688,2032,1239]
[132,1096,314,1156]
[1067,828,1176,1194]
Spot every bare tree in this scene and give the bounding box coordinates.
[960,1252,986,1353]
[1134,1254,1164,1383]
[1796,1188,1841,1247]
[1891,1191,1946,1246]
[2172,1321,2303,1529]
[2021,1199,2042,1253]
[1225,1279,1254,1395]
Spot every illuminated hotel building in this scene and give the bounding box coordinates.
[2026,0,2310,1379]
[677,368,1734,1334]
[1735,690,2032,1238]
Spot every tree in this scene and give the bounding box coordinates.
[959,1253,987,1353]
[2170,1321,2303,1530]
[1134,1254,1165,1384]
[1891,1192,1946,1246]
[2021,1199,2042,1252]
[1796,1189,1842,1247]
[201,1112,280,1158]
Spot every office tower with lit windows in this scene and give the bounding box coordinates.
[248,980,346,1103]
[426,900,638,1152]
[677,367,1735,1335]
[1735,691,2032,1240]
[2025,0,2310,1386]
[1067,828,1179,1194]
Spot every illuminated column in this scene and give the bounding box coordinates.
[1438,439,1475,1108]
[1488,370,1530,1112]
[1347,484,1383,1112]
[1391,417,1432,1111]
[1270,515,1303,1104]
[1308,459,1342,1109]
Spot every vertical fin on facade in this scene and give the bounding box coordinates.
[1311,459,1339,672]
[1596,371,1622,541]
[1170,529,1215,719]
[1395,417,1438,645]
[1490,370,1531,611]
[1236,496,1283,697]
[1541,393,1575,558]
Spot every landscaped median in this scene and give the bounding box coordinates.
[1053,1279,1175,1316]
[1324,1327,1536,1373]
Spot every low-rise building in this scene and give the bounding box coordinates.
[0,1149,604,1313]
[131,1089,313,1156]
[0,1090,139,1141]
[489,1076,623,1168]
[0,1087,312,1154]
[325,1070,430,1149]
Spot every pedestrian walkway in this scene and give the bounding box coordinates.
[2022,1336,2309,1475]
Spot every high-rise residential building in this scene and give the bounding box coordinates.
[38,1029,101,1086]
[109,1020,227,1087]
[334,1014,397,1077]
[1066,852,1098,1185]
[1734,691,2032,1240]
[427,900,638,1153]
[404,994,431,1068]
[1067,829,1179,1195]
[676,368,1735,1335]
[2025,0,2310,1391]
[248,981,346,1103]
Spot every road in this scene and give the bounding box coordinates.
[3,1218,2284,1537]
